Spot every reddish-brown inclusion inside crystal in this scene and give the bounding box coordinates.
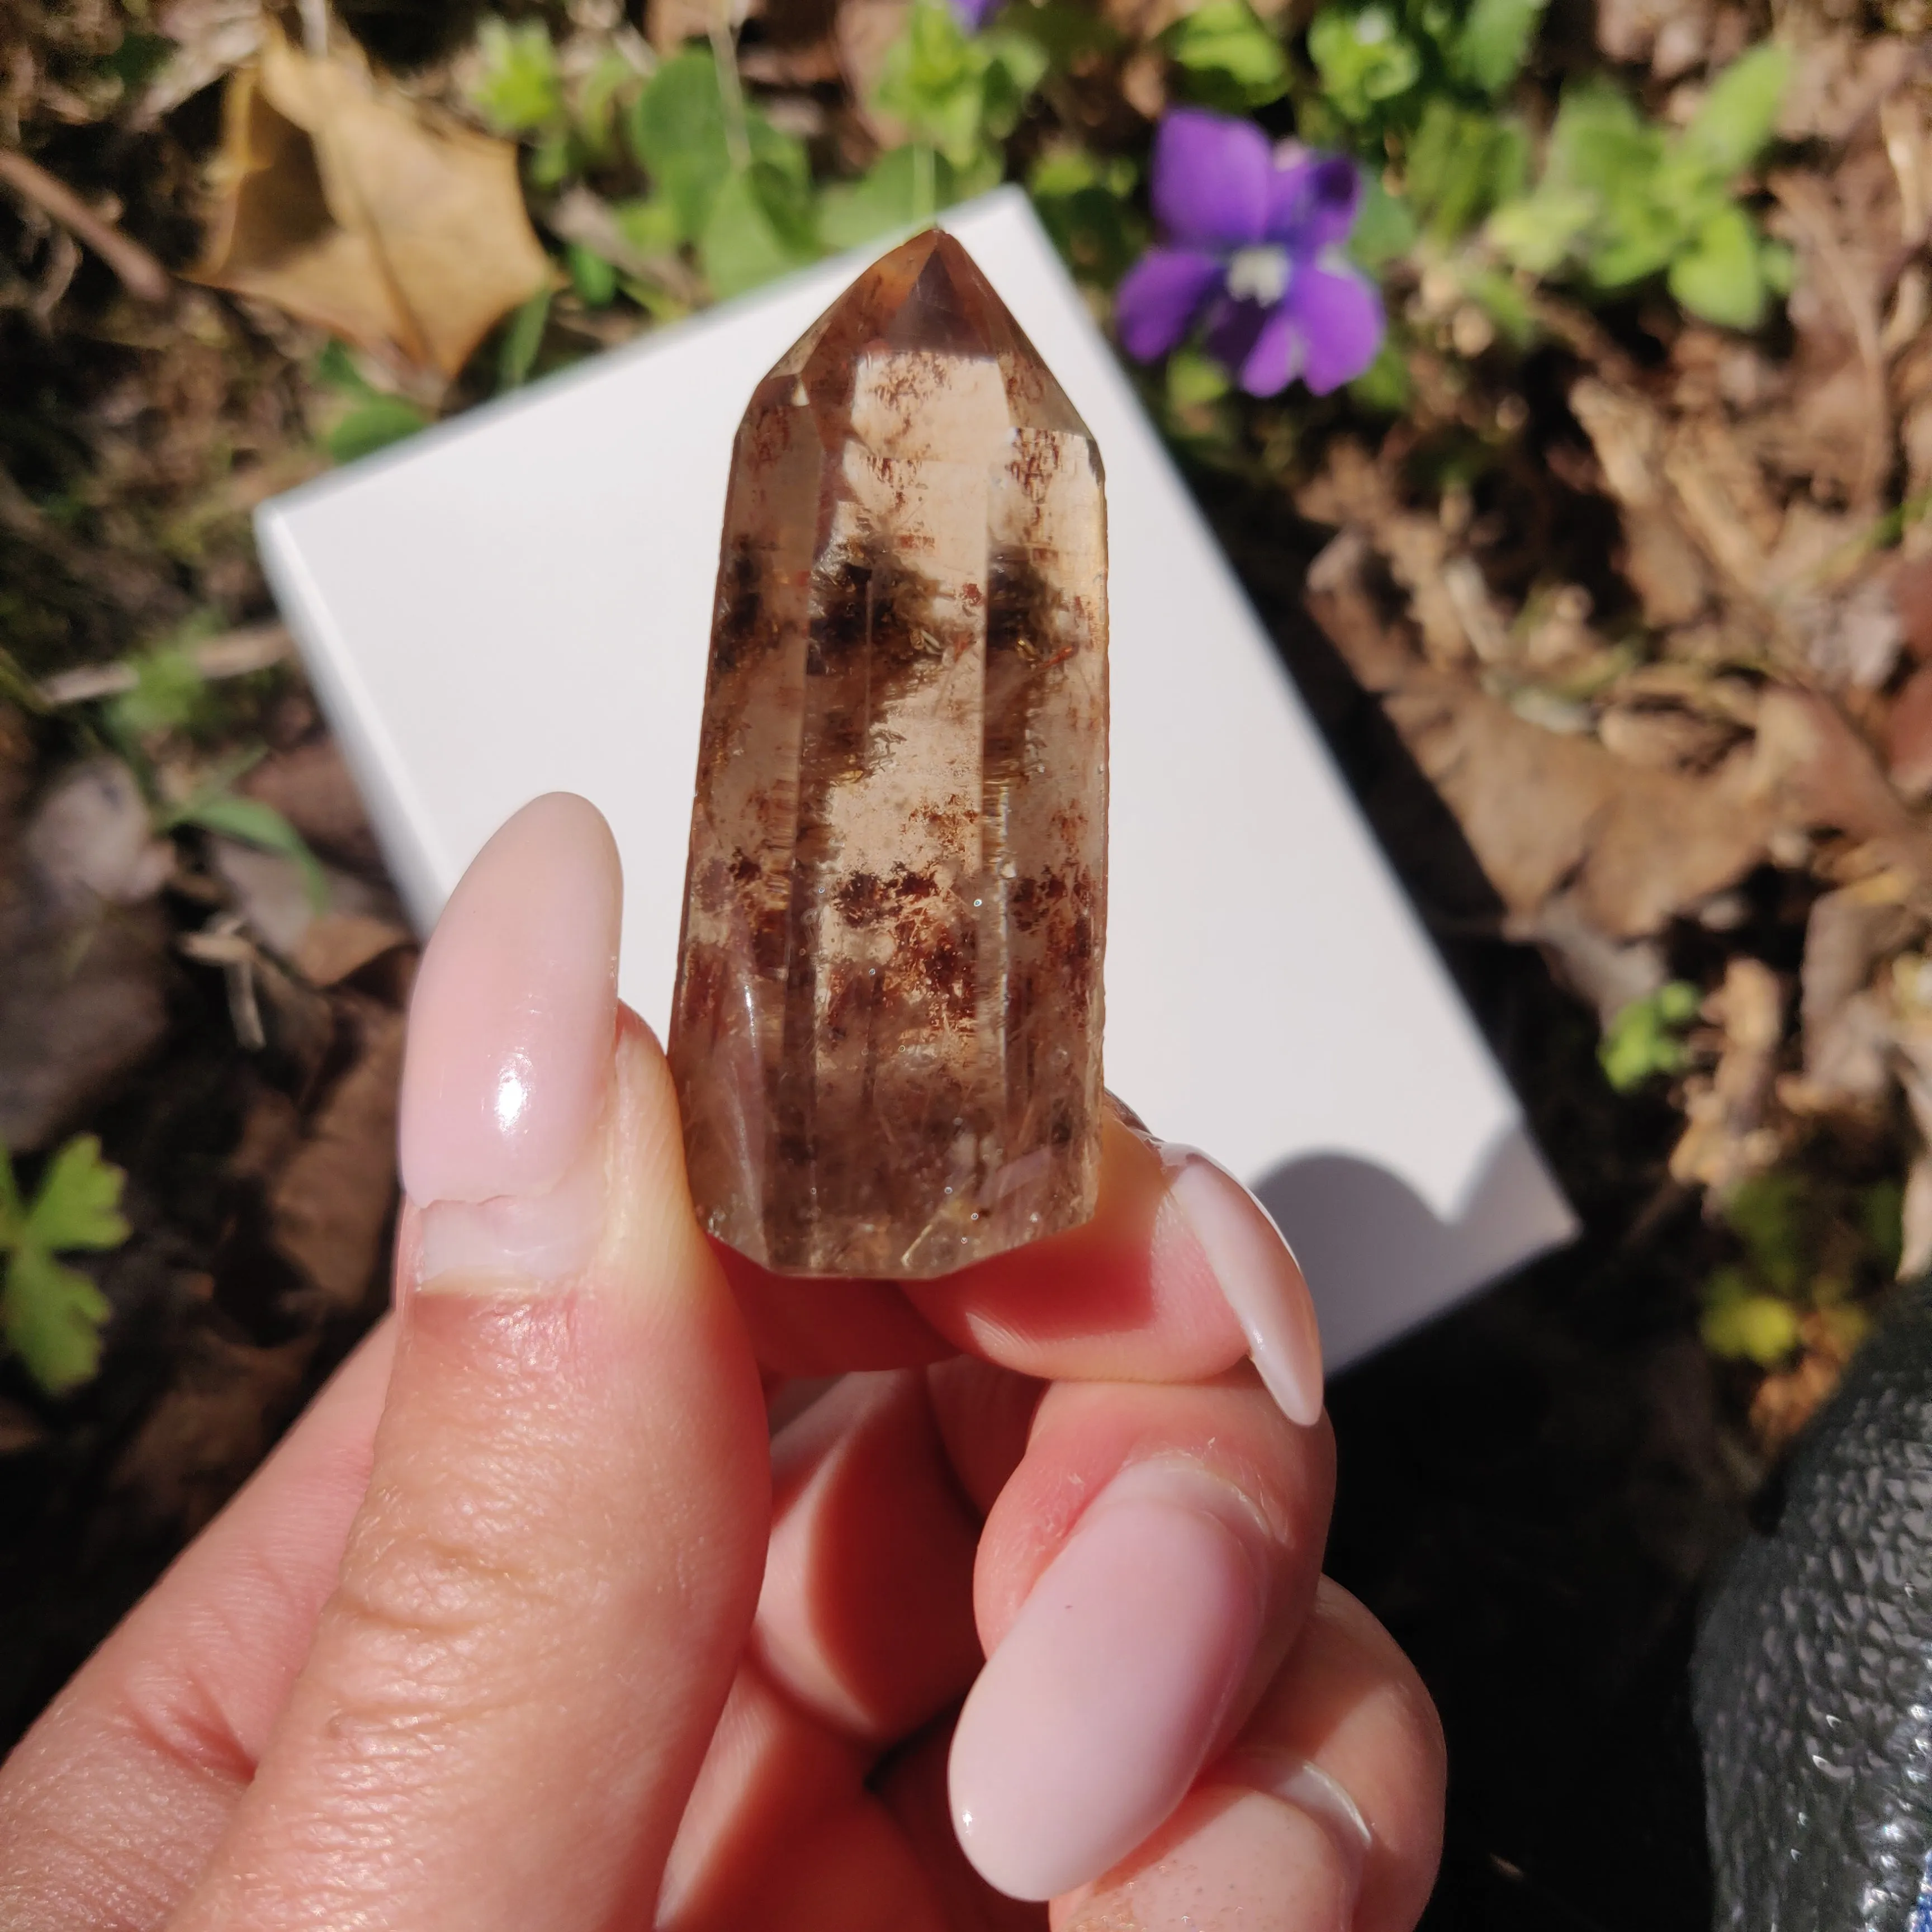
[668,230,1108,1278]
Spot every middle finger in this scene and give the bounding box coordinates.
[727,1111,1323,1419]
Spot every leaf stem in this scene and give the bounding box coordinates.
[708,3,752,171]
[914,140,936,226]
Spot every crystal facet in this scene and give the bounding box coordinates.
[667,229,1109,1278]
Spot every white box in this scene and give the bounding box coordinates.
[256,186,1575,1369]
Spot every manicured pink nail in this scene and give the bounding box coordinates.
[399,794,621,1286]
[1164,1149,1324,1427]
[949,1460,1270,1902]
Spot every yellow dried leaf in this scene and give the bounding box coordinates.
[194,23,551,380]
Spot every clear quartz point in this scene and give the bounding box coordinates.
[667,229,1108,1278]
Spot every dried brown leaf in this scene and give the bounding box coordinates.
[1568,381,1713,629]
[108,1327,313,1534]
[1670,956,1784,1194]
[1382,672,1768,937]
[1794,886,1912,1112]
[193,22,551,380]
[267,993,401,1314]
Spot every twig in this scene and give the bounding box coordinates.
[36,623,293,708]
[0,148,172,306]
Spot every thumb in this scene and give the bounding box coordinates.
[169,793,770,1932]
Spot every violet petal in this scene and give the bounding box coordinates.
[949,0,1000,30]
[1235,302,1303,395]
[1286,256,1384,394]
[1267,153,1362,253]
[1150,109,1272,250]
[1115,247,1227,362]
[1201,294,1271,384]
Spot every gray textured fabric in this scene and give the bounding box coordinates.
[1694,1279,1932,1930]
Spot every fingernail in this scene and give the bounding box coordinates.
[1223,1748,1371,1886]
[1163,1148,1324,1428]
[949,1460,1270,1902]
[398,794,622,1290]
[1063,1782,1362,1932]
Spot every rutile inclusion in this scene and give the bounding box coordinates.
[667,229,1109,1278]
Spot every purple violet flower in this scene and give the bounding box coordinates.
[1116,108,1385,397]
[949,0,1000,30]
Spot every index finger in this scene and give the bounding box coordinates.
[726,1108,1324,1423]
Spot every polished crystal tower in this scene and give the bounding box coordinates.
[667,230,1108,1278]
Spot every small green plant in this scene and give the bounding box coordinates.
[468,18,565,139]
[1488,44,1793,328]
[1698,1170,1887,1369]
[1159,0,1290,112]
[158,757,330,913]
[1027,146,1143,288]
[468,17,642,190]
[312,341,429,465]
[1599,979,1700,1092]
[866,0,1046,222]
[1293,0,1545,250]
[626,46,821,300]
[1304,0,1545,132]
[1,1136,129,1396]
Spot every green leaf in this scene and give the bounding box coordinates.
[528,127,576,192]
[172,793,330,913]
[106,641,210,739]
[627,48,735,240]
[1587,179,1684,288]
[1405,99,1524,239]
[567,242,618,307]
[1668,203,1765,328]
[469,17,565,135]
[575,50,641,160]
[23,1135,129,1253]
[101,30,173,91]
[1685,42,1791,177]
[1699,1267,1801,1367]
[1159,0,1290,110]
[1348,334,1413,411]
[1306,6,1420,122]
[875,0,1025,165]
[1448,0,1545,93]
[1487,186,1594,273]
[1460,263,1536,345]
[610,195,685,257]
[1029,146,1143,285]
[326,395,429,465]
[1543,79,1657,193]
[976,39,1044,139]
[3,1248,110,1396]
[1726,1171,1807,1297]
[820,144,998,252]
[498,285,555,389]
[314,338,376,398]
[1167,345,1231,406]
[1000,1,1124,72]
[1598,979,1699,1091]
[701,164,820,301]
[1346,173,1418,268]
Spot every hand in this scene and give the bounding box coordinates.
[0,794,1444,1931]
